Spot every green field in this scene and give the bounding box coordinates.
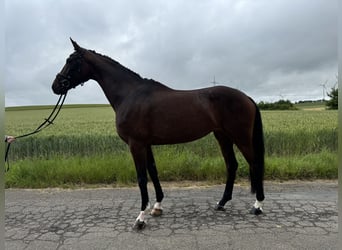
[5,105,338,188]
[294,100,326,110]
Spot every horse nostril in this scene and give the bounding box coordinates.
[61,79,68,87]
[52,80,66,95]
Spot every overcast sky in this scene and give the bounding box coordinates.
[4,0,337,106]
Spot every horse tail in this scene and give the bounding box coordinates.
[250,102,265,194]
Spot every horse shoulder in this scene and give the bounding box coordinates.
[115,91,156,142]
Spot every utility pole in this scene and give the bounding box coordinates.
[212,76,217,86]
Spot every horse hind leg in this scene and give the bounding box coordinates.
[213,132,238,211]
[237,143,265,215]
[250,161,265,215]
[249,104,265,214]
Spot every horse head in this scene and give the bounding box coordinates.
[52,38,92,94]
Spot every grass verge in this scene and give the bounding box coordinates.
[5,150,337,188]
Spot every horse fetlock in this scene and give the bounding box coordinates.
[250,200,263,215]
[133,210,147,229]
[141,202,151,214]
[253,200,263,209]
[214,202,226,211]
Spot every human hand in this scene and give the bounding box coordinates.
[5,136,16,143]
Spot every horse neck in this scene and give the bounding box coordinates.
[86,52,143,111]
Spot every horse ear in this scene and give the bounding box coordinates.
[70,38,81,52]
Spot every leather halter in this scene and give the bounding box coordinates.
[56,53,84,91]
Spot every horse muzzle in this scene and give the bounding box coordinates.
[52,74,72,94]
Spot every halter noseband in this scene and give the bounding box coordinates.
[56,72,73,90]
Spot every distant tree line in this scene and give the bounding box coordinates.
[257,99,297,110]
[257,87,338,110]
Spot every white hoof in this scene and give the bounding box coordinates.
[151,202,163,217]
[151,208,163,216]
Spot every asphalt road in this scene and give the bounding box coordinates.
[5,181,338,250]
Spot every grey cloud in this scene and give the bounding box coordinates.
[5,0,338,106]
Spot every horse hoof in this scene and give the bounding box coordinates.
[151,208,163,217]
[133,220,146,230]
[214,204,226,211]
[250,207,263,215]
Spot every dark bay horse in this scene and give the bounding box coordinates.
[52,39,265,229]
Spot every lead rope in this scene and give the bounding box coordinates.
[5,93,67,172]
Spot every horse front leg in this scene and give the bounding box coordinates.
[130,142,150,230]
[146,146,164,216]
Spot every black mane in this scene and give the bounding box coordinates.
[88,49,142,80]
[83,49,169,90]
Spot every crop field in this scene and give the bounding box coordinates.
[5,105,338,188]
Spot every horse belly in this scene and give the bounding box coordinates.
[150,112,213,144]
